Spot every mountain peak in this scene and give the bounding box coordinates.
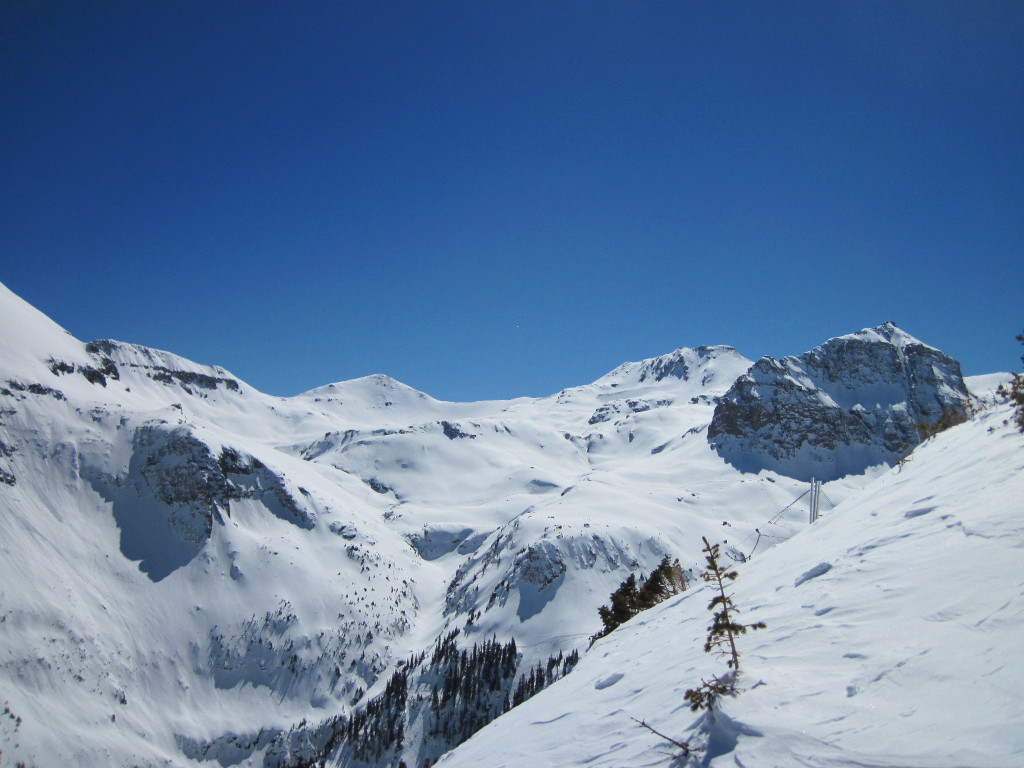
[827,321,937,354]
[709,324,970,481]
[302,372,429,401]
[0,281,94,378]
[595,345,751,393]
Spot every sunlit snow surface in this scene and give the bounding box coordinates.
[440,407,1024,768]
[0,278,1020,767]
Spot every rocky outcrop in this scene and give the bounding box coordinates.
[708,323,970,481]
[596,345,752,392]
[85,339,241,393]
[86,425,313,580]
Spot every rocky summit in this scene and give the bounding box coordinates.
[707,322,971,481]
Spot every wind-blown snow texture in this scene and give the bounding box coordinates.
[0,279,1019,767]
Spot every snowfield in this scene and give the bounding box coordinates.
[440,405,1024,767]
[0,279,1020,767]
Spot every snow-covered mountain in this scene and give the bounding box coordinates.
[0,280,1017,768]
[439,404,1024,768]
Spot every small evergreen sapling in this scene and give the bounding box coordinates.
[633,538,765,760]
[684,537,765,712]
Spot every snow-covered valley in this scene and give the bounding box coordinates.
[0,280,1020,767]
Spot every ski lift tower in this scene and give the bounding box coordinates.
[809,478,822,523]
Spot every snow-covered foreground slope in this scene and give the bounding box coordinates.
[440,406,1024,768]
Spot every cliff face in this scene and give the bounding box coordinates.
[708,323,971,481]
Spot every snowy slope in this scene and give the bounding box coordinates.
[439,405,1024,768]
[0,283,445,765]
[0,279,1015,767]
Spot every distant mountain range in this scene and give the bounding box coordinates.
[0,280,1016,768]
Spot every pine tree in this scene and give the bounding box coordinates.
[595,557,688,642]
[598,573,639,632]
[665,557,688,595]
[998,331,1024,433]
[637,556,688,610]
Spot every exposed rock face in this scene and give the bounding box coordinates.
[86,425,313,580]
[708,323,970,481]
[598,344,750,390]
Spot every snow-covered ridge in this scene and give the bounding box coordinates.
[1,280,1015,767]
[594,344,749,390]
[85,338,242,390]
[966,372,1012,405]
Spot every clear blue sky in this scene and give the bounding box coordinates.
[2,2,1022,401]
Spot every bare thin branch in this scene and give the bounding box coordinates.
[630,717,692,757]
